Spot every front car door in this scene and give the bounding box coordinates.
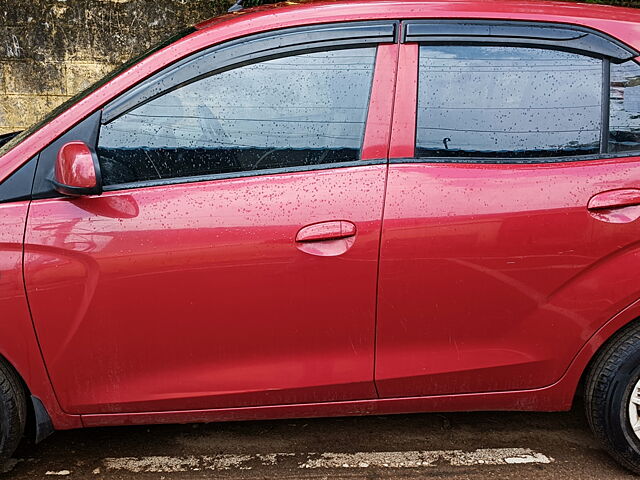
[376,21,640,398]
[24,22,397,414]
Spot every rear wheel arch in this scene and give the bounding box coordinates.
[572,300,640,406]
[582,319,640,474]
[579,318,640,395]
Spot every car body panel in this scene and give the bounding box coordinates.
[376,40,640,398]
[77,293,640,427]
[376,158,640,397]
[25,166,385,414]
[82,289,640,427]
[361,43,399,161]
[0,202,81,429]
[0,0,640,429]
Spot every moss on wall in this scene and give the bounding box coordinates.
[0,0,230,134]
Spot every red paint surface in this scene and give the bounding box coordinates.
[0,0,640,429]
[375,158,640,397]
[0,203,81,429]
[361,43,399,161]
[25,167,385,414]
[389,43,418,160]
[80,293,640,428]
[79,294,640,428]
[55,142,97,189]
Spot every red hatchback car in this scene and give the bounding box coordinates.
[4,0,640,472]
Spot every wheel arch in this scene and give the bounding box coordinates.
[0,344,81,432]
[565,298,640,409]
[0,353,54,444]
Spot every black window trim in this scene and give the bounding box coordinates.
[0,155,37,204]
[390,151,640,166]
[402,20,639,62]
[406,20,640,165]
[102,159,384,193]
[601,57,611,154]
[32,110,102,200]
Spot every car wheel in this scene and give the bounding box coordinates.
[585,322,640,474]
[0,359,26,467]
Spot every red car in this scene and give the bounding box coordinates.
[3,0,640,472]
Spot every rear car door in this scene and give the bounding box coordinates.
[376,21,640,398]
[24,22,397,414]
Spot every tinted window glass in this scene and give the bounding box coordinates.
[98,47,376,186]
[416,46,602,159]
[610,60,640,154]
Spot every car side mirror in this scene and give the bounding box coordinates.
[53,141,102,197]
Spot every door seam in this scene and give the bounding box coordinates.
[372,31,402,399]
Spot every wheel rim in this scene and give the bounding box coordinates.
[629,377,640,440]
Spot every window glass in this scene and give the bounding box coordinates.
[416,46,602,159]
[98,47,376,186]
[610,60,640,154]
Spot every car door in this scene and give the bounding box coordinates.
[23,22,398,414]
[375,21,640,398]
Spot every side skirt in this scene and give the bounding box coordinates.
[80,383,574,428]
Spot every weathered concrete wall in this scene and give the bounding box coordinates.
[0,0,230,135]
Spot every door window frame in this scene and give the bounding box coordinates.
[97,21,399,191]
[30,21,400,198]
[391,19,640,164]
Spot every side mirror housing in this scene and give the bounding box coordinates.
[53,141,102,196]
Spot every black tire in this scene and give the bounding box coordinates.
[585,322,640,474]
[0,359,26,466]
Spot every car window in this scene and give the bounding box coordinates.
[610,60,640,154]
[97,47,377,186]
[416,46,603,159]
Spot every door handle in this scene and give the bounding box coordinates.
[295,221,357,257]
[296,221,357,243]
[588,189,640,211]
[588,189,640,224]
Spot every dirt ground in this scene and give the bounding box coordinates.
[4,400,639,480]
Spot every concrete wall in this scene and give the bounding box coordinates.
[0,0,230,135]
